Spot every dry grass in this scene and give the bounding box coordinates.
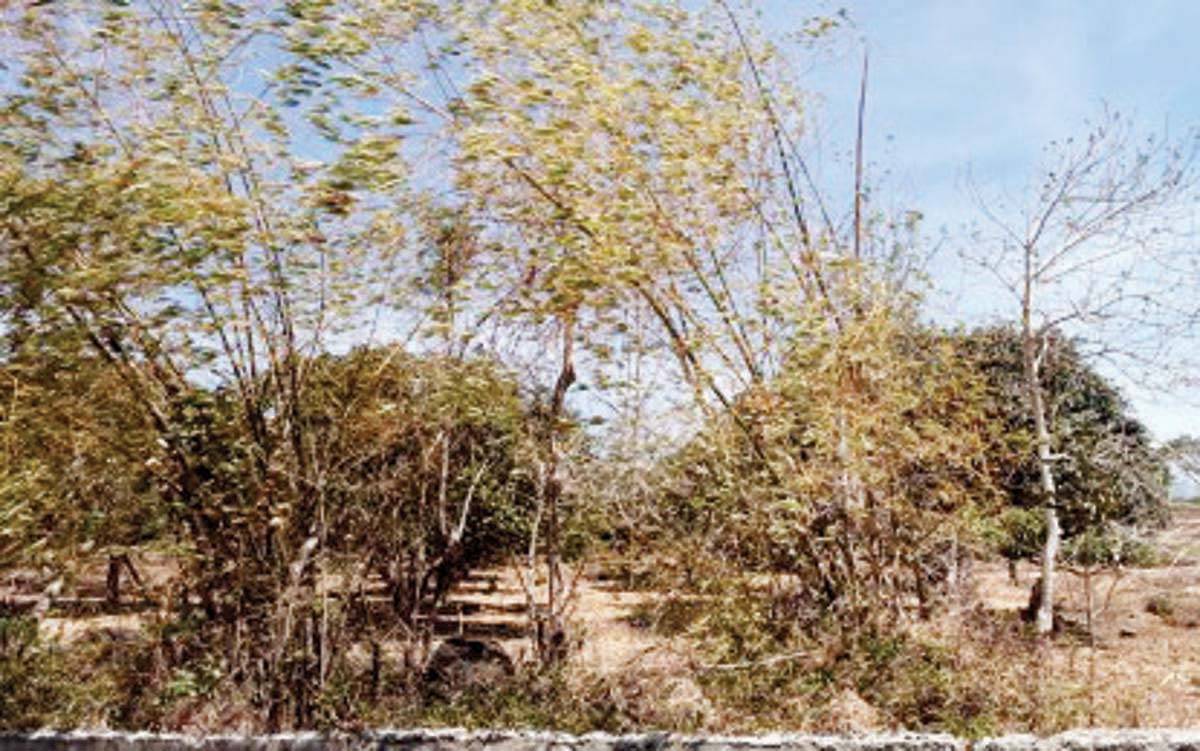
[982,504,1200,728]
[6,505,1200,731]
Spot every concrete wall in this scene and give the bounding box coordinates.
[3,730,1200,751]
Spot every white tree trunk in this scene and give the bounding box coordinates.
[1021,242,1060,636]
[1036,476,1061,634]
[1022,325,1060,635]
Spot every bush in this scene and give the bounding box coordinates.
[0,351,164,577]
[303,348,536,624]
[1062,527,1160,568]
[988,507,1046,561]
[646,306,1000,644]
[97,347,540,729]
[686,608,1092,736]
[0,616,115,729]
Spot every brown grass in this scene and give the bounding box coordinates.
[7,505,1200,731]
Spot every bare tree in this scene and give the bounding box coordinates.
[966,108,1199,634]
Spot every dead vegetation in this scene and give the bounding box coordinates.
[3,504,1199,734]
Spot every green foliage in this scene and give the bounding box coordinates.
[0,617,113,729]
[985,508,1047,561]
[1,0,1176,735]
[960,327,1170,564]
[0,348,163,575]
[395,667,634,733]
[1061,527,1160,568]
[127,348,536,727]
[0,616,61,729]
[690,613,1089,736]
[1,0,798,727]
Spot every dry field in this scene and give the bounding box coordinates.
[973,504,1200,728]
[6,504,1200,730]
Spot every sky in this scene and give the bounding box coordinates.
[761,0,1200,453]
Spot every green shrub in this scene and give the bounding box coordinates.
[0,617,114,729]
[1063,527,1161,568]
[989,507,1047,562]
[366,665,653,733]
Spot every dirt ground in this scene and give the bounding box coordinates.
[6,504,1200,728]
[385,505,1200,728]
[970,503,1200,728]
[493,505,1200,728]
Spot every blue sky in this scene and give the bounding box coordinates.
[782,0,1200,207]
[763,0,1200,447]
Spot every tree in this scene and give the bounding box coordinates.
[1164,435,1200,497]
[0,1,497,724]
[650,298,1000,649]
[0,0,902,724]
[0,346,162,589]
[300,347,534,629]
[966,109,1199,633]
[275,0,859,653]
[961,326,1169,573]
